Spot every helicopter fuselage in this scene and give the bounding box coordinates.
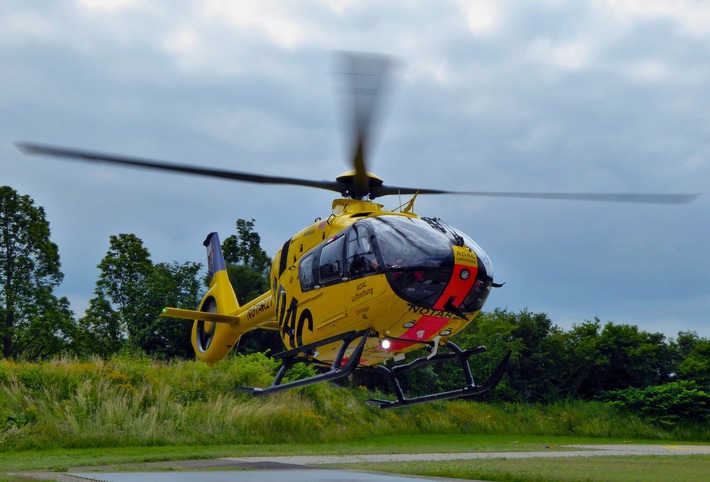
[232,198,494,368]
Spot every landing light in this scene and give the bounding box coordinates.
[381,339,391,350]
[460,269,470,280]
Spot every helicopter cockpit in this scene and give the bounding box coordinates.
[370,216,493,313]
[298,215,494,314]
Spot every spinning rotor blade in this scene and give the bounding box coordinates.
[375,184,700,204]
[339,52,395,197]
[334,53,699,205]
[16,142,342,193]
[17,142,700,204]
[17,143,700,204]
[15,53,700,206]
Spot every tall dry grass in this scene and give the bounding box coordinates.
[1,354,707,452]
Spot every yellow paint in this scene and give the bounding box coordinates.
[453,245,478,267]
[162,198,484,368]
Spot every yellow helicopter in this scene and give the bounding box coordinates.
[18,53,700,408]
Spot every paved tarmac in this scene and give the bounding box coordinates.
[221,443,710,464]
[13,444,710,482]
[57,470,457,482]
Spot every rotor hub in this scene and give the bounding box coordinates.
[336,170,384,199]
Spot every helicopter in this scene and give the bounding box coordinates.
[17,53,700,409]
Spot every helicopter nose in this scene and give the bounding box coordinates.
[430,246,479,313]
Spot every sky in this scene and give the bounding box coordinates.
[2,0,708,339]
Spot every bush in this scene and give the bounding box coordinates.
[603,381,710,427]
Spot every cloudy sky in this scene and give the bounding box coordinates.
[2,0,708,338]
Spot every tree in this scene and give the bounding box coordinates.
[80,234,202,358]
[677,336,710,389]
[1,186,77,359]
[507,310,569,402]
[222,219,270,274]
[130,261,202,358]
[564,319,606,397]
[79,292,123,357]
[11,292,78,359]
[222,219,271,305]
[463,308,571,403]
[433,310,678,403]
[95,233,153,319]
[79,233,152,355]
[596,322,670,390]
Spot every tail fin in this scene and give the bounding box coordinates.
[204,232,229,287]
[162,232,277,364]
[192,232,241,364]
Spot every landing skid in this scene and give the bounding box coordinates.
[366,342,511,409]
[237,332,509,409]
[237,330,371,397]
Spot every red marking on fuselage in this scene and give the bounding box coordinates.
[379,251,479,353]
[433,264,478,311]
[386,315,449,351]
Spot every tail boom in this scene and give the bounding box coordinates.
[161,232,276,365]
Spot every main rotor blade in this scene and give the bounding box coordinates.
[17,143,700,204]
[376,185,701,204]
[339,52,394,196]
[16,142,343,193]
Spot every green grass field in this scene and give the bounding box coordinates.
[2,356,709,481]
[0,435,613,471]
[346,453,710,482]
[2,435,709,482]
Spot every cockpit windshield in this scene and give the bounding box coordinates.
[370,216,453,269]
[297,214,494,313]
[368,215,493,311]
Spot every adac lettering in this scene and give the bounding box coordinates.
[351,280,374,303]
[351,287,374,302]
[455,249,477,262]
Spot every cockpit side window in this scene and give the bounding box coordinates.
[345,224,378,277]
[318,235,345,283]
[298,252,316,291]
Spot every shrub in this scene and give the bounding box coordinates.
[603,381,710,427]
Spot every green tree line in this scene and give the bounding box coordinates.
[386,309,709,402]
[2,185,709,423]
[1,186,271,360]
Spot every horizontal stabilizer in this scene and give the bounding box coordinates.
[161,307,239,325]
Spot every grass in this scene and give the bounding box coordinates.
[0,435,598,472]
[350,455,710,482]
[4,354,708,452]
[1,435,709,482]
[2,355,709,481]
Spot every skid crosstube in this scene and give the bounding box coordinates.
[237,330,371,397]
[366,342,511,409]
